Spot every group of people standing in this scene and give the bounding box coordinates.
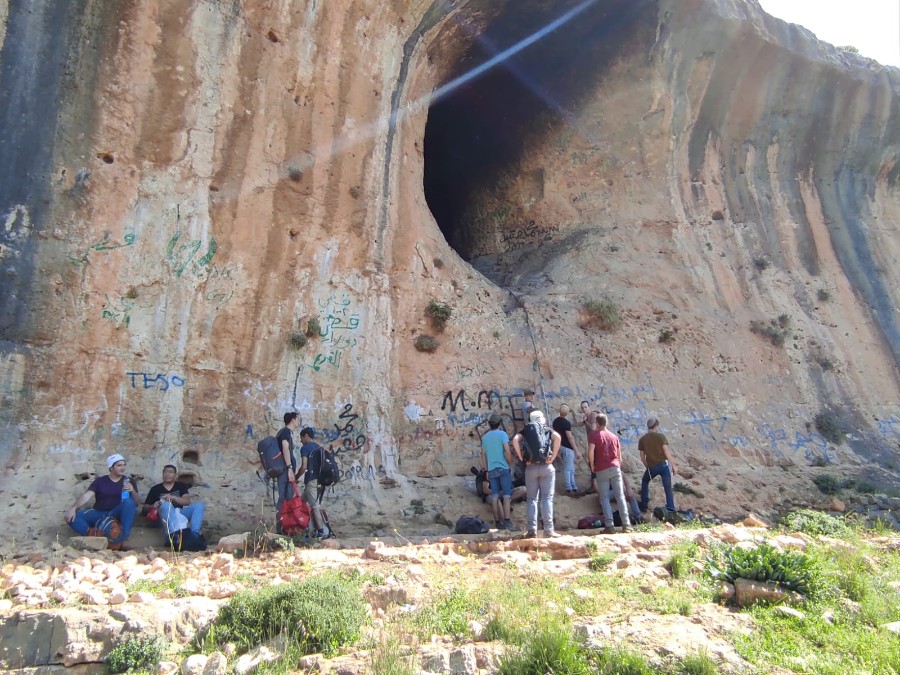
[481,389,679,537]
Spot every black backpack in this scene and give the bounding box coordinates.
[257,436,286,478]
[317,445,340,487]
[521,423,552,463]
[169,528,208,552]
[455,516,489,534]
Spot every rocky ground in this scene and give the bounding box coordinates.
[2,513,899,673]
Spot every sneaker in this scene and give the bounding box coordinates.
[544,531,561,538]
[314,529,328,539]
[602,527,616,535]
[622,525,633,533]
[503,519,514,531]
[524,531,537,539]
[495,520,503,530]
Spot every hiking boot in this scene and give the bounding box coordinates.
[602,527,616,535]
[523,531,537,539]
[503,519,514,531]
[495,520,503,530]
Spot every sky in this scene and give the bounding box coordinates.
[758,0,900,67]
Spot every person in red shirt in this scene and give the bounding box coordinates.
[586,413,632,533]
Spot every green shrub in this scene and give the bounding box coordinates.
[426,300,453,331]
[817,288,831,302]
[705,542,823,598]
[498,620,593,675]
[289,332,308,349]
[658,328,676,343]
[814,411,846,444]
[780,509,852,537]
[678,650,718,675]
[414,334,439,352]
[412,588,479,637]
[106,635,167,674]
[369,635,416,675]
[667,542,699,580]
[305,317,321,338]
[753,256,771,271]
[812,474,854,495]
[594,647,658,674]
[582,299,622,331]
[589,552,616,571]
[200,574,366,656]
[750,318,789,347]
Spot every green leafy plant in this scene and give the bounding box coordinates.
[781,509,852,537]
[658,328,676,343]
[432,257,444,269]
[705,542,823,598]
[589,551,616,572]
[750,317,790,347]
[812,474,854,495]
[667,541,699,580]
[594,647,657,674]
[499,619,594,675]
[199,573,366,656]
[305,316,321,338]
[678,650,718,675]
[414,334,439,353]
[289,332,308,349]
[582,298,623,331]
[753,255,771,271]
[106,635,167,674]
[413,588,479,637]
[817,288,831,302]
[814,410,846,444]
[426,299,453,331]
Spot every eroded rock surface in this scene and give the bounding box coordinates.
[0,0,897,543]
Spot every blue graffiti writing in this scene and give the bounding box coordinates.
[126,372,186,391]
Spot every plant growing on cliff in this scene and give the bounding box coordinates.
[750,315,790,347]
[659,328,676,343]
[814,410,846,443]
[289,331,308,349]
[812,474,854,495]
[817,288,831,302]
[753,255,771,271]
[582,299,622,331]
[106,635,168,673]
[305,316,321,338]
[414,335,439,352]
[426,299,453,331]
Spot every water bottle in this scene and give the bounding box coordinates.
[122,474,130,502]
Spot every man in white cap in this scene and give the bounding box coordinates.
[64,453,139,548]
[512,410,562,538]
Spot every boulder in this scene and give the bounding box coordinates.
[733,578,803,607]
[216,533,250,554]
[69,537,109,552]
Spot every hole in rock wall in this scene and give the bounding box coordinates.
[422,0,656,280]
[177,472,196,487]
[182,449,200,464]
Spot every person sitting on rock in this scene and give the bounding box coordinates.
[64,453,139,548]
[143,464,205,542]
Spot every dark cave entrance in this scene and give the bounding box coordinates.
[423,0,656,263]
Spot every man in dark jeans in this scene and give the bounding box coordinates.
[275,412,300,526]
[638,417,678,514]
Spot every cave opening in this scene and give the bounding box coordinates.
[423,0,655,266]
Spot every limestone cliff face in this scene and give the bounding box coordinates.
[0,0,897,540]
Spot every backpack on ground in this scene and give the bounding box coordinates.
[455,516,489,534]
[521,422,552,463]
[318,445,340,487]
[168,528,208,552]
[88,516,123,550]
[257,436,286,478]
